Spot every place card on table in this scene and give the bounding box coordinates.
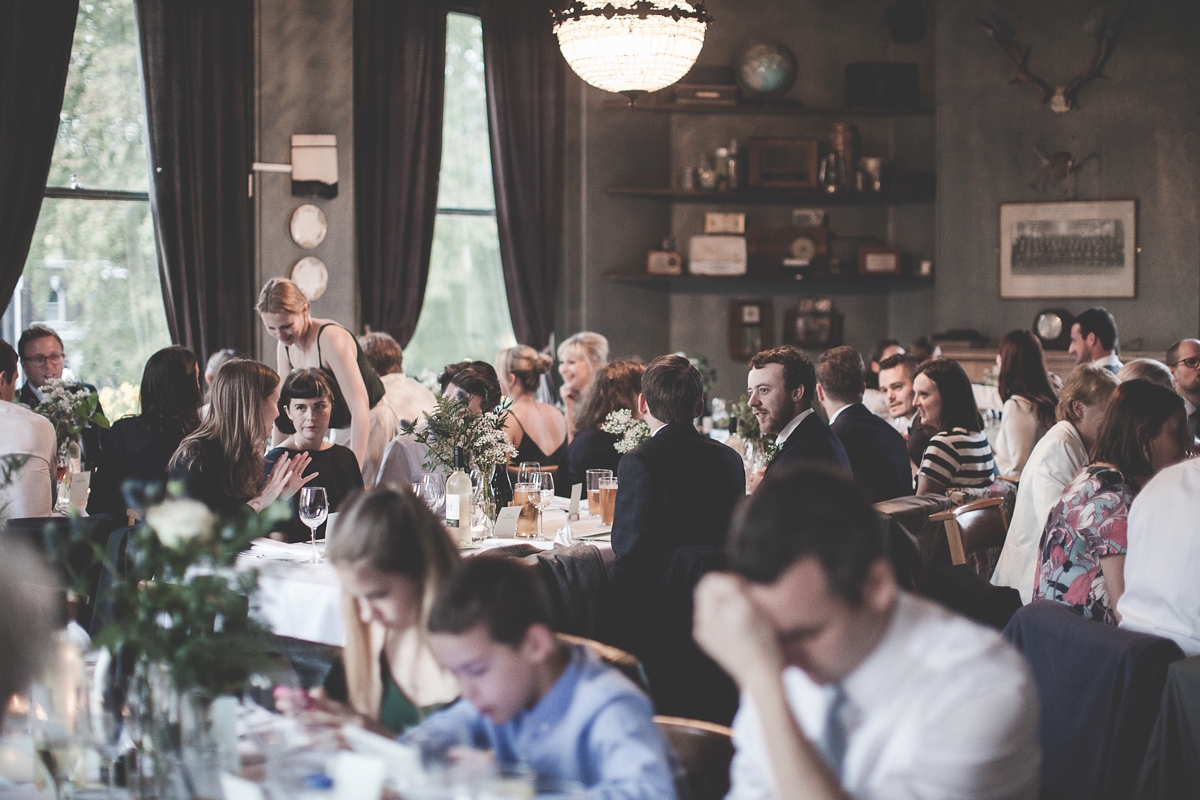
[494,505,521,538]
[569,483,582,519]
[333,751,387,800]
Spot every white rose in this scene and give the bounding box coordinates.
[146,499,215,549]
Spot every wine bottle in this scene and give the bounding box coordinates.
[725,415,745,458]
[445,447,472,544]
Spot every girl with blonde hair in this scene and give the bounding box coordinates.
[256,277,388,471]
[320,488,461,733]
[168,359,314,515]
[496,345,567,467]
[556,331,608,441]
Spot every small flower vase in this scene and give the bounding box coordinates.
[54,436,82,513]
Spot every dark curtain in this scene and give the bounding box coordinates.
[480,0,565,350]
[0,0,78,313]
[355,0,448,347]
[135,0,255,365]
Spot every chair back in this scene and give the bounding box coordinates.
[655,715,734,800]
[1004,600,1184,800]
[874,494,954,587]
[4,516,118,631]
[931,497,1008,566]
[557,633,649,693]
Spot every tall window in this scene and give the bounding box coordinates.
[2,0,170,411]
[402,12,516,379]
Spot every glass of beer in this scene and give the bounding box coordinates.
[512,481,539,538]
[599,476,618,526]
[586,469,612,516]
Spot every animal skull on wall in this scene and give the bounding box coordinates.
[976,5,1129,112]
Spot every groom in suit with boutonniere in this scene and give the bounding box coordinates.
[608,354,745,660]
[747,346,850,492]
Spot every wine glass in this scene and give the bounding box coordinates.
[517,462,541,487]
[533,471,554,541]
[421,473,446,514]
[298,486,328,564]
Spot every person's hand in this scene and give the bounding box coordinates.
[559,384,579,407]
[747,466,767,494]
[694,572,785,687]
[278,451,317,501]
[250,452,317,511]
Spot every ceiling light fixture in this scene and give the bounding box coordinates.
[551,1,712,104]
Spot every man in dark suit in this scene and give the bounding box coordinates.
[747,346,850,491]
[609,354,745,657]
[17,324,104,470]
[816,346,915,502]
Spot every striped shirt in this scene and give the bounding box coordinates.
[918,428,997,489]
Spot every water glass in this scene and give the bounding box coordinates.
[298,486,328,564]
[516,462,541,487]
[421,473,446,515]
[533,471,554,540]
[585,469,612,516]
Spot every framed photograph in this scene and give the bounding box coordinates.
[999,200,1137,298]
[782,302,843,349]
[746,138,820,189]
[858,246,902,275]
[728,300,773,361]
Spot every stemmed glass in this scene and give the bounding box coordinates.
[298,486,329,564]
[517,461,541,487]
[533,471,554,541]
[421,473,446,515]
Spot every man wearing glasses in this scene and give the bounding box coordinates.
[1167,339,1200,445]
[17,324,104,470]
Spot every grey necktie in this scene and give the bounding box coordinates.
[818,684,850,781]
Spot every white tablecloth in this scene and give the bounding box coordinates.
[239,497,612,647]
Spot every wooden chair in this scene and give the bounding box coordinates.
[557,633,649,693]
[930,497,1009,566]
[655,715,735,800]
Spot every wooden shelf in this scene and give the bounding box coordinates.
[602,99,934,117]
[603,186,935,206]
[605,271,934,291]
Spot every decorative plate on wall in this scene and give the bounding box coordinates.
[291,256,328,301]
[289,203,327,249]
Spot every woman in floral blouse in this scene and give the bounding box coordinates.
[1033,380,1190,623]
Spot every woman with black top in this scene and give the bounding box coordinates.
[168,359,314,516]
[496,346,566,467]
[565,361,646,490]
[88,346,203,520]
[264,369,364,542]
[257,278,386,471]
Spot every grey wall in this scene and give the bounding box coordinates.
[936,0,1200,354]
[253,0,357,363]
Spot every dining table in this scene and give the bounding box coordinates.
[238,497,614,647]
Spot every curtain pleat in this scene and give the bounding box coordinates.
[480,0,565,350]
[135,0,255,365]
[0,0,79,313]
[354,0,448,347]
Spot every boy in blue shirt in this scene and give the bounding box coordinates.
[409,557,678,799]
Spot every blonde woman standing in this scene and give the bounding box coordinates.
[256,278,386,471]
[497,346,567,467]
[557,332,608,442]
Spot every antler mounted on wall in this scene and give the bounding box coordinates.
[976,6,1129,112]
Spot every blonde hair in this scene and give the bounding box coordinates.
[557,332,608,368]
[169,359,280,502]
[1057,364,1119,425]
[1117,359,1175,390]
[256,277,309,316]
[496,346,554,394]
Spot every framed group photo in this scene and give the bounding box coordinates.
[998,200,1137,299]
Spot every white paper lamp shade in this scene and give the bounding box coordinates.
[553,1,709,96]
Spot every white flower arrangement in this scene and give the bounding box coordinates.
[402,396,517,473]
[32,378,110,448]
[601,408,651,454]
[145,498,215,549]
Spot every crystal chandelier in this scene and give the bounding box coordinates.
[552,1,712,101]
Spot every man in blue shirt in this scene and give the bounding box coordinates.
[409,557,678,799]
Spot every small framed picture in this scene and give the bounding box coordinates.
[646,249,683,275]
[858,245,903,275]
[705,212,746,235]
[728,299,773,361]
[783,304,844,349]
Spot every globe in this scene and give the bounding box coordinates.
[738,43,796,97]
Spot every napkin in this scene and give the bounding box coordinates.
[554,525,574,547]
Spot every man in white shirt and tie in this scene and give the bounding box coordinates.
[694,464,1040,800]
[1068,307,1122,374]
[1166,338,1200,446]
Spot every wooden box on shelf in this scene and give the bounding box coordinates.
[746,138,820,189]
[747,226,830,271]
[728,300,774,360]
[646,249,683,276]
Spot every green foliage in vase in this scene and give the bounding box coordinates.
[33,379,111,446]
[401,396,517,474]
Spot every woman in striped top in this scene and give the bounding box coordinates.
[913,358,998,495]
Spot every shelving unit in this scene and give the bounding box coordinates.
[604,186,935,206]
[602,99,935,118]
[605,271,934,291]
